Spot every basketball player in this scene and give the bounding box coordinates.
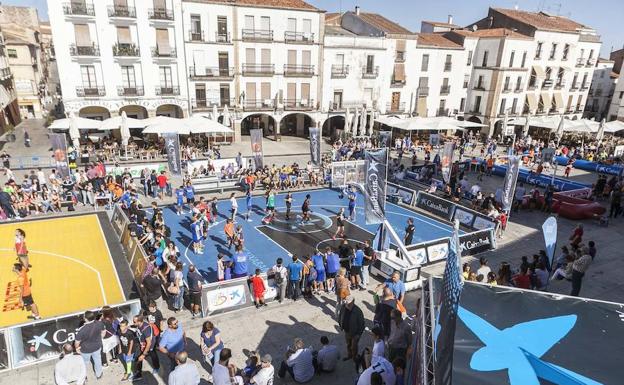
[301,194,311,222]
[347,188,357,221]
[332,208,346,240]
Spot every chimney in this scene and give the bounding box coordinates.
[355,6,360,15]
[488,16,494,29]
[447,15,453,25]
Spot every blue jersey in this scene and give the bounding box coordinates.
[287,261,303,280]
[326,253,340,273]
[191,222,202,242]
[353,249,364,266]
[175,189,184,203]
[312,254,325,272]
[184,186,195,199]
[246,195,252,209]
[348,194,356,208]
[232,252,248,275]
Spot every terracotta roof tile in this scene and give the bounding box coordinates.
[493,8,589,32]
[422,20,460,28]
[416,33,462,48]
[186,0,318,11]
[451,28,532,40]
[357,12,413,35]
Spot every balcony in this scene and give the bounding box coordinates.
[155,86,179,96]
[284,99,314,111]
[76,86,104,97]
[215,32,231,43]
[575,106,583,113]
[117,86,144,97]
[328,100,368,111]
[331,65,348,78]
[391,78,406,87]
[107,5,136,18]
[193,98,234,110]
[189,66,234,79]
[473,82,487,91]
[0,67,12,80]
[554,79,566,89]
[151,47,176,58]
[576,58,585,67]
[63,2,95,17]
[242,29,273,42]
[362,66,379,79]
[417,87,429,96]
[542,79,553,89]
[440,85,451,95]
[386,102,406,113]
[188,30,204,42]
[284,64,314,77]
[395,52,405,63]
[436,108,449,117]
[244,99,274,111]
[242,64,275,76]
[148,8,173,20]
[284,31,314,44]
[586,58,595,67]
[112,43,139,57]
[444,62,452,72]
[69,44,100,57]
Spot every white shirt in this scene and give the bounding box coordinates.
[251,365,275,385]
[37,170,46,184]
[271,264,287,282]
[213,362,232,385]
[286,348,315,383]
[231,196,238,209]
[470,184,481,196]
[317,344,339,372]
[372,340,385,359]
[168,362,200,385]
[476,266,491,278]
[55,354,86,385]
[356,357,395,385]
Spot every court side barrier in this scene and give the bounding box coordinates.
[3,300,141,371]
[553,155,624,176]
[491,164,590,192]
[414,191,497,232]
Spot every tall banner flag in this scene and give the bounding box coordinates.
[542,216,558,268]
[364,148,387,224]
[250,128,264,169]
[434,222,464,385]
[163,133,182,175]
[379,131,391,148]
[441,142,455,184]
[309,126,321,166]
[501,155,521,212]
[49,133,70,177]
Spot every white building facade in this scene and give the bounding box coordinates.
[607,70,624,121]
[585,59,616,121]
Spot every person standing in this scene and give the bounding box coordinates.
[229,192,238,221]
[387,309,412,363]
[117,319,139,381]
[350,244,364,290]
[174,185,185,215]
[285,192,293,220]
[404,218,415,246]
[142,268,165,311]
[347,188,357,221]
[245,190,253,222]
[332,208,346,240]
[14,229,29,268]
[361,240,374,288]
[186,265,203,317]
[311,251,326,294]
[301,194,311,223]
[14,263,40,320]
[373,287,398,338]
[271,258,287,303]
[170,262,185,312]
[338,296,365,365]
[287,255,303,301]
[251,269,267,308]
[55,344,87,385]
[570,248,593,297]
[158,317,187,370]
[375,271,406,304]
[168,352,200,385]
[231,245,249,279]
[325,247,340,292]
[75,310,106,380]
[133,314,159,379]
[156,171,168,200]
[609,187,621,218]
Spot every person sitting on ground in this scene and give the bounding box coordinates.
[249,354,275,385]
[551,254,575,281]
[55,343,87,385]
[212,348,243,385]
[168,351,200,385]
[278,338,315,383]
[476,257,491,278]
[315,336,339,373]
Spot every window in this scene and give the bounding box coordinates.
[521,51,527,67]
[504,76,510,91]
[217,16,228,40]
[601,71,605,78]
[80,65,97,87]
[572,72,578,88]
[195,83,206,104]
[563,44,569,60]
[244,15,254,30]
[509,51,515,67]
[218,52,229,74]
[476,75,484,89]
[159,66,173,87]
[549,43,557,60]
[557,68,564,85]
[260,16,270,31]
[482,51,488,67]
[121,65,136,88]
[535,42,543,59]
[220,83,230,106]
[438,99,446,114]
[191,14,201,34]
[444,54,452,71]
[516,76,522,90]
[333,91,343,108]
[474,96,481,112]
[335,53,344,67]
[588,49,594,59]
[499,99,506,115]
[366,55,374,73]
[467,50,472,66]
[511,98,518,114]
[7,49,16,58]
[418,77,428,94]
[302,19,311,35]
[421,54,429,71]
[287,18,296,32]
[459,98,465,112]
[545,67,552,80]
[463,74,469,89]
[581,73,588,88]
[620,91,624,99]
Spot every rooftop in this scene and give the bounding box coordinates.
[492,8,590,33]
[184,0,319,11]
[416,33,462,48]
[3,30,33,46]
[422,20,460,28]
[357,12,412,35]
[451,27,532,40]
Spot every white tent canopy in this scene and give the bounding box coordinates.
[507,116,599,132]
[374,116,482,131]
[49,116,102,131]
[99,115,147,131]
[604,120,624,133]
[143,116,191,135]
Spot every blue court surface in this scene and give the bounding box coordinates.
[160,188,456,282]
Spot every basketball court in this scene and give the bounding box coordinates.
[0,213,128,328]
[162,188,459,282]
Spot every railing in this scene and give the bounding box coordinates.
[549,107,558,114]
[284,99,314,110]
[193,98,234,109]
[151,47,176,58]
[417,87,429,96]
[576,58,585,67]
[440,85,451,95]
[148,8,174,20]
[395,52,405,63]
[63,2,95,16]
[542,79,553,89]
[112,43,139,57]
[69,44,100,56]
[554,79,566,89]
[242,29,273,41]
[188,30,204,42]
[436,108,449,117]
[575,106,583,113]
[283,64,314,76]
[284,31,314,43]
[386,102,406,113]
[243,99,275,110]
[473,82,487,90]
[391,77,406,86]
[444,62,452,71]
[0,67,12,79]
[155,85,179,96]
[76,86,105,97]
[242,63,274,75]
[107,5,136,18]
[117,86,144,96]
[362,66,379,79]
[215,32,231,43]
[189,66,234,78]
[331,65,348,78]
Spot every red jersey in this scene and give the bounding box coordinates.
[157,175,168,188]
[15,239,27,256]
[513,274,531,289]
[251,275,265,297]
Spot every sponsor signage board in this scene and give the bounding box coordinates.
[415,192,455,221]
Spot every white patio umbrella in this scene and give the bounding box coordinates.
[49,116,101,131]
[604,120,624,133]
[68,112,81,150]
[222,104,231,127]
[212,104,219,122]
[143,116,191,135]
[554,116,565,139]
[183,116,233,134]
[344,107,351,136]
[99,115,146,131]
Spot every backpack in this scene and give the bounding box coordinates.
[307,266,317,283]
[273,268,284,285]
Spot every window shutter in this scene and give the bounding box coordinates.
[74,24,91,47]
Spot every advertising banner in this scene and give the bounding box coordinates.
[162,133,182,175]
[458,229,495,256]
[0,331,7,372]
[441,142,455,184]
[250,129,264,169]
[386,182,416,205]
[501,155,520,212]
[201,277,253,316]
[49,133,70,178]
[110,205,129,238]
[106,163,165,179]
[364,148,388,224]
[453,207,476,227]
[542,216,558,267]
[331,163,346,187]
[309,127,321,166]
[415,191,455,221]
[379,131,391,148]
